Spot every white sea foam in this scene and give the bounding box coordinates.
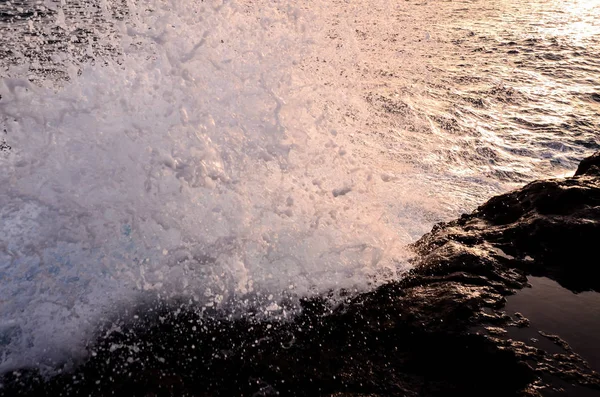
[0,0,417,372]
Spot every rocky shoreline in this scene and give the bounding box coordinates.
[2,152,600,397]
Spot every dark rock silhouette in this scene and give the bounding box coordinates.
[413,151,600,292]
[3,152,600,397]
[575,152,600,177]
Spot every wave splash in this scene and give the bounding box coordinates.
[0,0,411,372]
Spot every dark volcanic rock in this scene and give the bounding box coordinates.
[2,152,600,397]
[413,152,600,292]
[575,152,600,177]
[0,287,539,397]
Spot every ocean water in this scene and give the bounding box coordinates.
[0,0,599,373]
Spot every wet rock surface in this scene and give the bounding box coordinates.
[413,150,600,293]
[2,152,600,397]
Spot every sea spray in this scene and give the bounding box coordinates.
[0,0,409,373]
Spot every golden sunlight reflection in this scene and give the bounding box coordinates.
[542,0,600,43]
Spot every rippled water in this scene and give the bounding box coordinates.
[429,0,600,179]
[0,0,599,373]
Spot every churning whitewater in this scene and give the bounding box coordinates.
[1,0,599,374]
[0,0,413,372]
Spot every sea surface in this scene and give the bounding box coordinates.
[0,0,599,373]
